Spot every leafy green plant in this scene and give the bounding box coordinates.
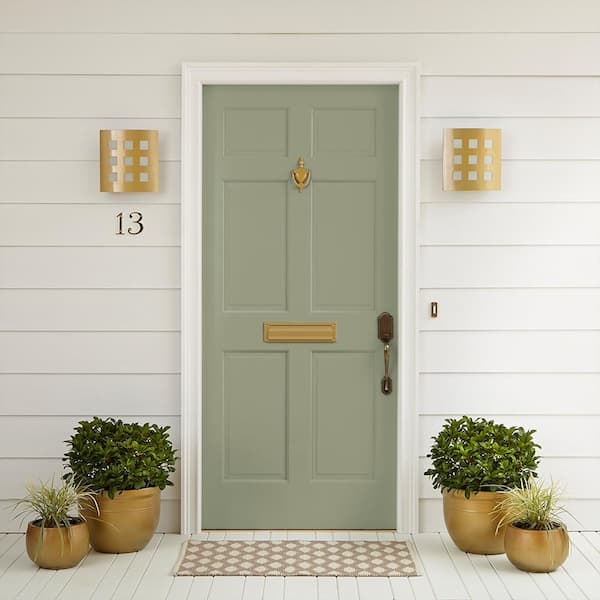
[11,475,98,558]
[424,416,540,498]
[63,417,177,499]
[493,477,568,532]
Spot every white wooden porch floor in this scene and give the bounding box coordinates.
[1,530,599,600]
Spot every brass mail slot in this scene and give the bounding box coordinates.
[263,322,337,343]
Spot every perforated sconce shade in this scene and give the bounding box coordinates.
[443,128,501,191]
[100,130,159,192]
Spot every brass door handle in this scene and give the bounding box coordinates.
[378,312,394,395]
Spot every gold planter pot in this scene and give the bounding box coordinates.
[443,489,506,554]
[26,519,89,569]
[504,524,569,572]
[82,487,160,553]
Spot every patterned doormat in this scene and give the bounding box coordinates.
[174,540,420,577]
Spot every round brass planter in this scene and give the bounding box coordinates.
[443,489,506,554]
[504,524,569,572]
[26,519,89,569]
[82,487,160,553]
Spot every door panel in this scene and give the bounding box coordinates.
[312,182,376,310]
[203,85,398,528]
[223,181,287,311]
[312,351,375,479]
[313,108,376,155]
[223,108,288,155]
[224,352,288,480]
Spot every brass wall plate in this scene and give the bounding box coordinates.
[100,129,159,192]
[263,322,336,343]
[443,128,501,191]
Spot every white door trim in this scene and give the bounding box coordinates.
[181,62,420,534]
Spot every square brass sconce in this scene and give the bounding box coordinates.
[443,128,501,191]
[100,129,159,192]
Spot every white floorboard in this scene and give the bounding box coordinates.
[0,532,597,600]
[463,554,511,600]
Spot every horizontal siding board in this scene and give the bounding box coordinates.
[419,289,600,330]
[0,374,180,415]
[419,498,600,532]
[419,457,600,499]
[0,290,180,331]
[0,161,181,204]
[3,34,600,76]
[421,331,600,373]
[0,118,180,161]
[0,458,180,500]
[0,75,179,118]
[422,117,600,160]
[420,414,600,457]
[1,1,598,33]
[0,332,180,373]
[0,416,179,458]
[0,499,180,533]
[422,203,600,246]
[421,246,600,288]
[0,205,180,246]
[420,373,600,415]
[0,247,180,288]
[422,76,600,117]
[421,160,600,204]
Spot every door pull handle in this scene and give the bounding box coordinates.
[377,312,394,395]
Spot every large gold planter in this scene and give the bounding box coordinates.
[504,524,569,572]
[443,490,506,554]
[82,487,160,553]
[26,520,89,569]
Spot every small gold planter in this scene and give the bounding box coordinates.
[443,489,506,554]
[504,524,569,572]
[82,487,160,553]
[26,520,89,569]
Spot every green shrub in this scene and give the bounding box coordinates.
[424,416,540,498]
[63,417,177,498]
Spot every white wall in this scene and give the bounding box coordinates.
[1,1,599,532]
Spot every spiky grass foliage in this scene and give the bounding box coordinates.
[493,477,568,532]
[12,475,98,558]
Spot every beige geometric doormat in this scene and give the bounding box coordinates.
[174,540,420,577]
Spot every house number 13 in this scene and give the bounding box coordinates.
[116,212,144,235]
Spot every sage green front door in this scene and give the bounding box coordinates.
[202,85,398,529]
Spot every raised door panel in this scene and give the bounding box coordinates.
[224,352,288,480]
[223,108,289,156]
[312,352,375,480]
[312,182,376,311]
[313,108,376,156]
[223,181,288,311]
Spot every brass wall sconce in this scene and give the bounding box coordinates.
[443,128,501,191]
[100,129,159,192]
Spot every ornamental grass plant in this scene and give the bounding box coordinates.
[12,475,98,558]
[493,477,569,531]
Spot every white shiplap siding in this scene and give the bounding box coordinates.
[419,73,600,530]
[1,1,599,532]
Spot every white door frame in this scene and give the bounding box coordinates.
[180,62,420,534]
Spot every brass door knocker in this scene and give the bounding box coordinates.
[291,158,311,192]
